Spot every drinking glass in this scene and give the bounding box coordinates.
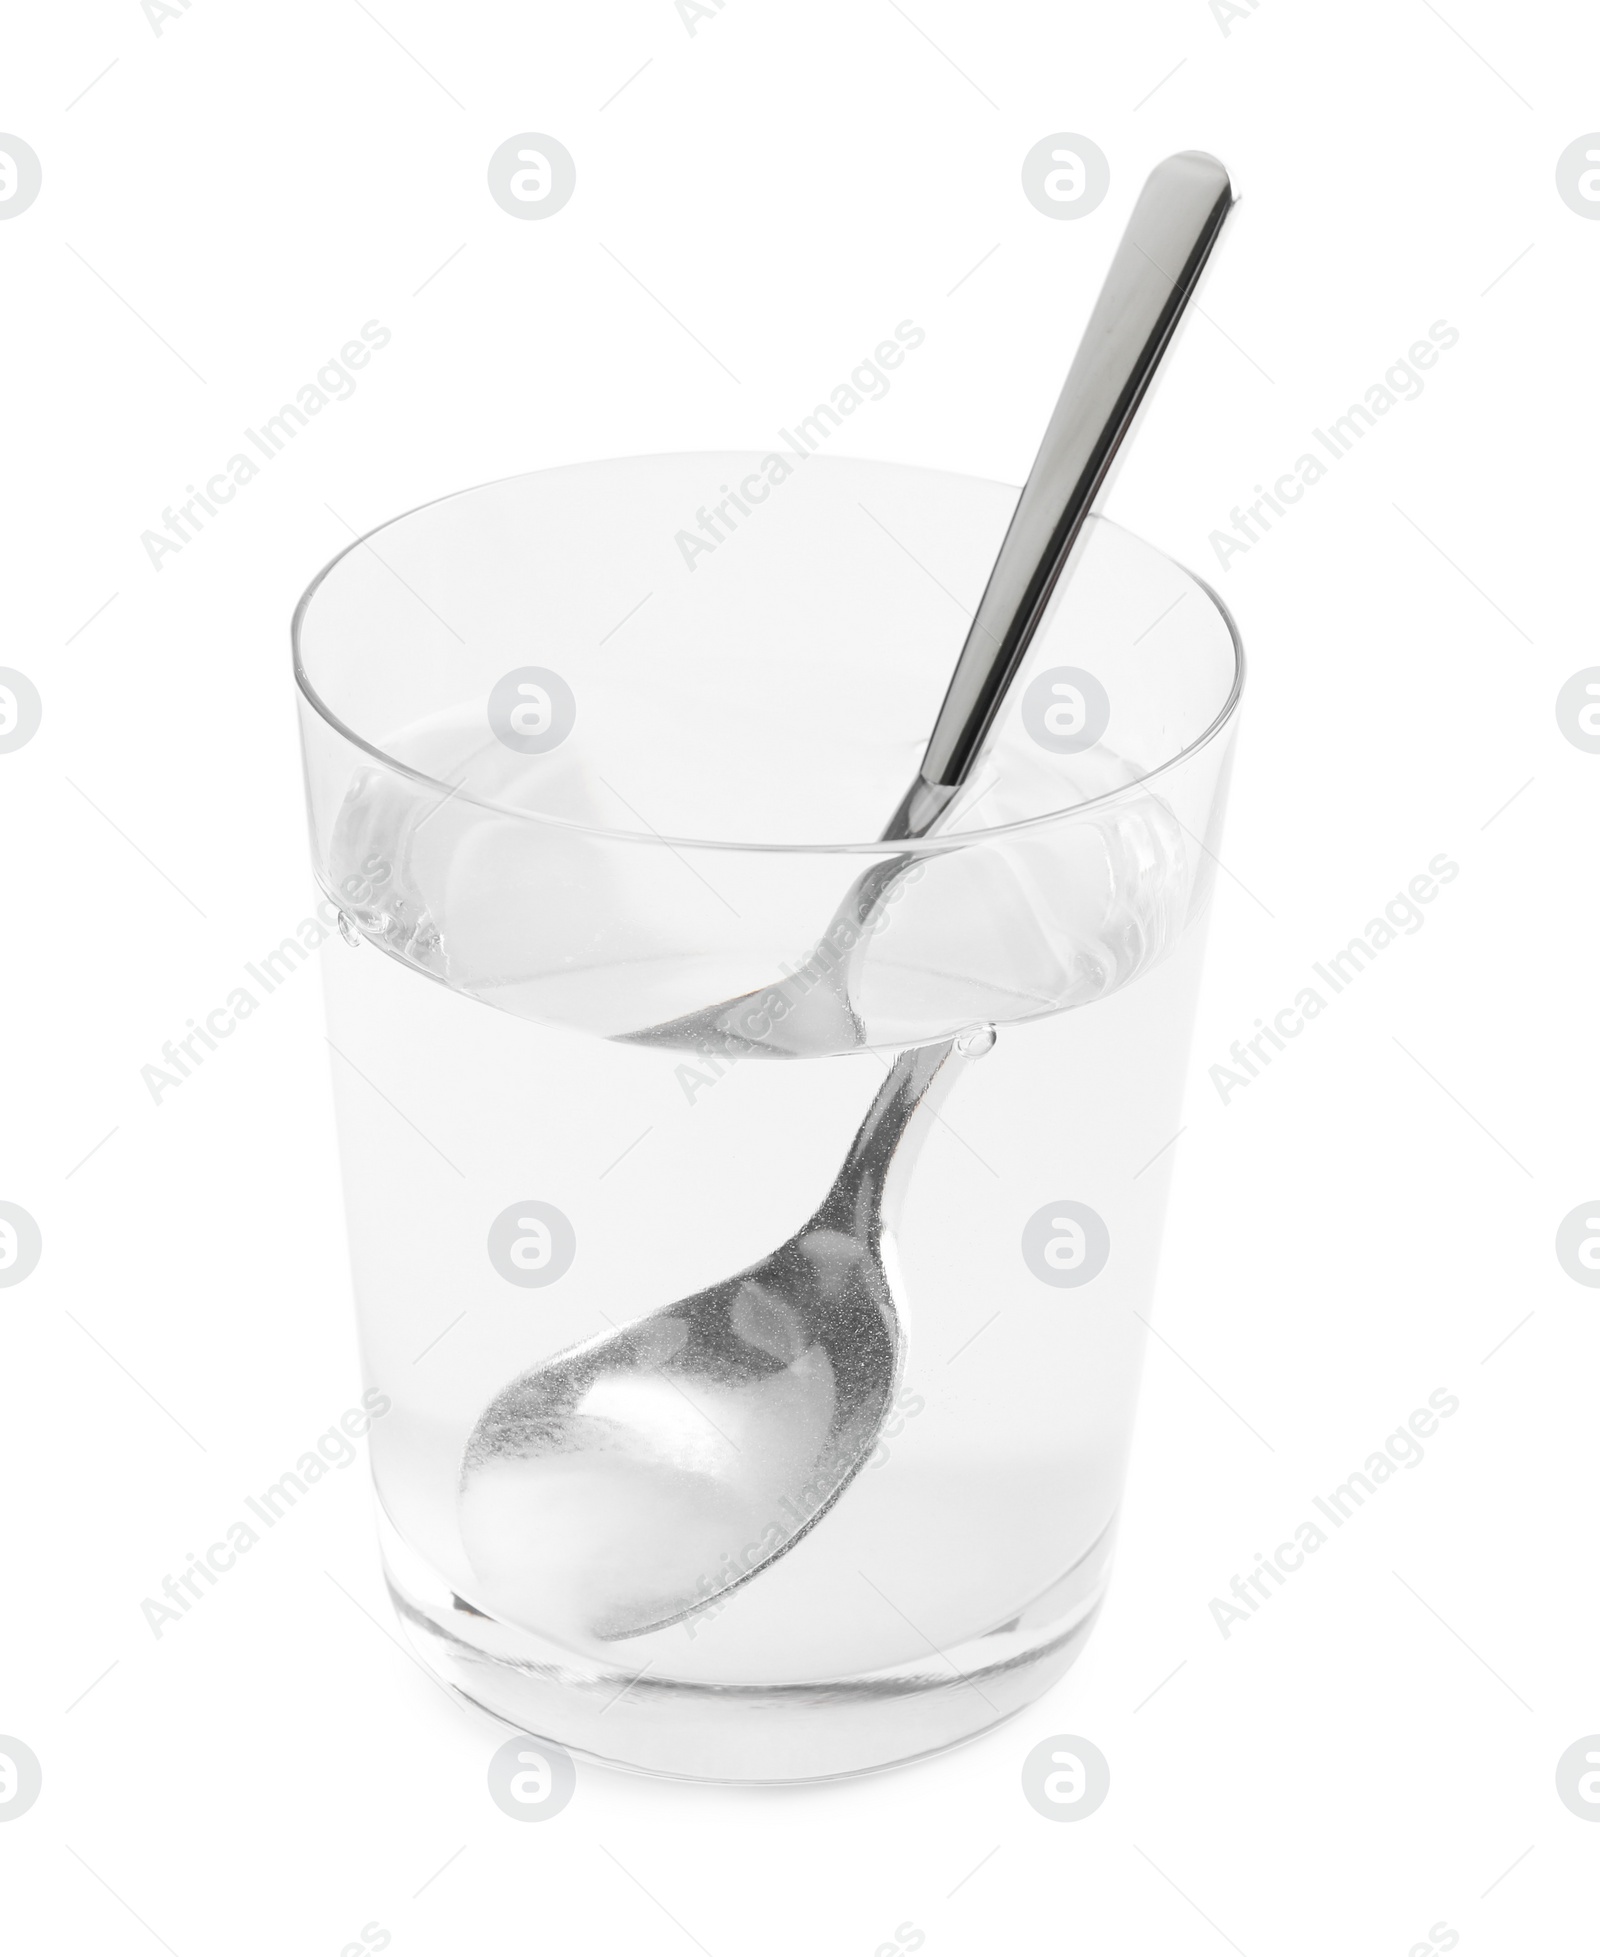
[293,452,1243,1782]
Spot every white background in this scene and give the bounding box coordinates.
[3,1,1597,1950]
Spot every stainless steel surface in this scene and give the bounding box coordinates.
[458,1030,987,1641]
[892,149,1234,825]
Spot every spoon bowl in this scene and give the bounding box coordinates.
[459,1033,982,1640]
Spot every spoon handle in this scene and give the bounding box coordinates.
[883,151,1234,844]
[818,1035,969,1237]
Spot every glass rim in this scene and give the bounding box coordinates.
[291,452,1245,858]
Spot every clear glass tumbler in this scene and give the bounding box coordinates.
[293,452,1243,1782]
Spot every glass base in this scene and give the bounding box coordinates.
[378,1508,1116,1784]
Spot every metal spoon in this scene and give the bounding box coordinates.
[616,150,1235,1061]
[459,1029,986,1641]
[457,153,1235,1638]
